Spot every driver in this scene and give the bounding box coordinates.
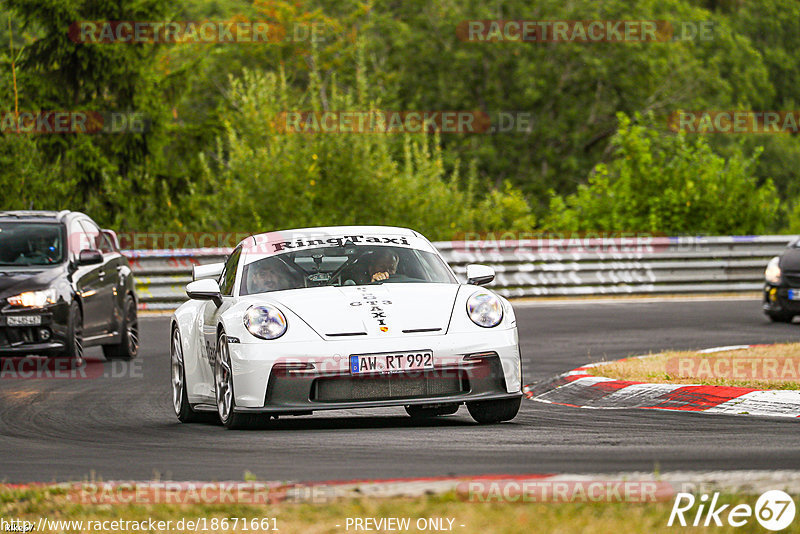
[16,234,59,264]
[249,261,289,293]
[368,249,399,282]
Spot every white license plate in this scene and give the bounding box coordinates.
[789,290,800,301]
[7,316,42,326]
[350,351,434,375]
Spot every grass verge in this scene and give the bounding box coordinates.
[587,344,800,390]
[2,484,797,533]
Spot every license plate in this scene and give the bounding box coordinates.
[350,351,434,375]
[7,315,41,326]
[789,290,800,301]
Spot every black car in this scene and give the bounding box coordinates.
[0,210,138,363]
[763,238,800,322]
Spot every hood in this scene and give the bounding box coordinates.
[0,265,65,300]
[265,283,460,339]
[781,248,800,273]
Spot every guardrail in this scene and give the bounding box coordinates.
[124,235,795,311]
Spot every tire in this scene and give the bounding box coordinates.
[64,301,84,367]
[768,311,795,323]
[171,327,204,423]
[467,397,521,424]
[405,404,460,418]
[103,295,139,360]
[215,332,259,429]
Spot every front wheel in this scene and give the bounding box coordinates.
[467,397,521,424]
[215,332,259,429]
[171,327,203,423]
[64,301,84,367]
[103,295,139,360]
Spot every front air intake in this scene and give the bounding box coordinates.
[311,371,468,402]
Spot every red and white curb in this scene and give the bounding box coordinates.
[523,346,800,418]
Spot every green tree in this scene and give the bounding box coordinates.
[543,113,779,234]
[0,135,74,209]
[357,0,772,212]
[189,49,535,239]
[3,0,173,205]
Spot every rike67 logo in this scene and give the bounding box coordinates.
[669,490,796,531]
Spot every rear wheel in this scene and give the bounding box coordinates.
[103,295,139,360]
[467,397,521,424]
[64,301,84,367]
[171,327,203,423]
[405,404,459,418]
[215,332,259,429]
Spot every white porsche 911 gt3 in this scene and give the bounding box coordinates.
[170,226,522,429]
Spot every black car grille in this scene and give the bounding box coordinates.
[0,326,38,347]
[311,371,469,402]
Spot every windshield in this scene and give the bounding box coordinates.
[240,244,456,295]
[0,222,65,266]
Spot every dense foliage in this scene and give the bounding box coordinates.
[543,113,779,234]
[1,0,798,240]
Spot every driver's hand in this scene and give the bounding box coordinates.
[371,271,389,282]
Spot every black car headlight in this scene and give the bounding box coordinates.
[765,256,781,284]
[7,289,57,308]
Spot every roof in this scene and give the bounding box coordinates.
[0,210,72,222]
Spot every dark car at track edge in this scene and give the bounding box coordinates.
[763,237,800,323]
[0,210,138,363]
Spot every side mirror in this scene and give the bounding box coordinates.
[101,229,120,251]
[78,249,103,266]
[193,262,225,281]
[466,264,495,286]
[186,279,223,307]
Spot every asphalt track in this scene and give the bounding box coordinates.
[1,298,799,483]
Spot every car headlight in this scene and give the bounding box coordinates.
[467,292,503,328]
[7,289,57,307]
[244,305,287,340]
[765,256,782,284]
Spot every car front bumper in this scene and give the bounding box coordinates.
[0,303,69,357]
[762,283,800,316]
[225,328,522,412]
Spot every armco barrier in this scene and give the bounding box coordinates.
[123,235,795,311]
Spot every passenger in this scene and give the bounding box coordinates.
[249,261,289,292]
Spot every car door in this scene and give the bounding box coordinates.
[200,246,241,392]
[79,220,118,335]
[69,219,106,337]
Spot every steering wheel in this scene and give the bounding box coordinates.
[17,251,48,264]
[370,273,406,284]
